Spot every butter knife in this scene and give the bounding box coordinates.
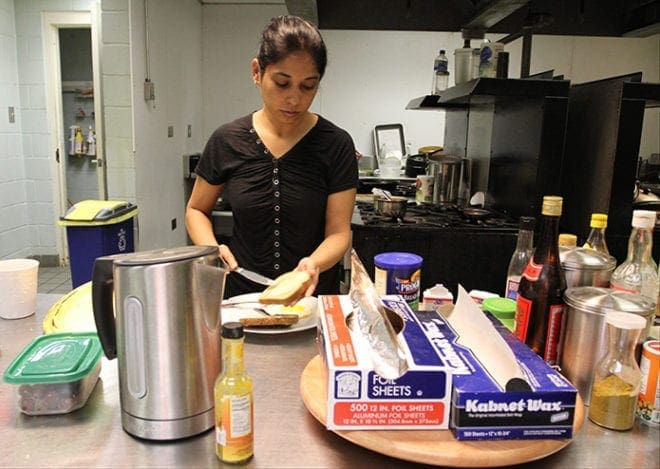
[234,267,274,286]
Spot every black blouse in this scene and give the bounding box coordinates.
[195,114,358,297]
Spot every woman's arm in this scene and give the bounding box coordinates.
[185,177,238,268]
[297,187,357,294]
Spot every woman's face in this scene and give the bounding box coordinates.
[252,51,320,126]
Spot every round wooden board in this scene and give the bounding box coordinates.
[300,355,584,467]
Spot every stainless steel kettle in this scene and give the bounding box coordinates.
[92,245,225,440]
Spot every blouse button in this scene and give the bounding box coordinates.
[275,218,280,224]
[274,252,280,258]
[274,264,280,270]
[274,191,280,197]
[274,229,280,236]
[273,167,278,174]
[256,138,261,144]
[274,241,280,248]
[274,205,280,212]
[273,179,279,186]
[249,128,255,133]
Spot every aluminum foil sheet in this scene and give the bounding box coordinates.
[348,249,408,379]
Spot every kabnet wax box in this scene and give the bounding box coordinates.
[317,295,452,430]
[414,309,578,441]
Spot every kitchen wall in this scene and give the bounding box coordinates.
[129,0,203,250]
[1,0,658,264]
[202,4,659,159]
[0,0,28,258]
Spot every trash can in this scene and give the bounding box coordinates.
[58,200,138,288]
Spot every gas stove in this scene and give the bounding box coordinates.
[349,200,520,296]
[355,201,518,232]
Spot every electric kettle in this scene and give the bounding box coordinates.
[92,245,225,440]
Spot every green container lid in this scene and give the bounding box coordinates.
[3,332,102,384]
[482,297,516,319]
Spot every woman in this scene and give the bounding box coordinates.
[186,15,358,299]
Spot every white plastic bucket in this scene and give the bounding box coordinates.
[0,259,39,319]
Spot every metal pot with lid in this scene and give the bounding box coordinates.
[559,287,654,405]
[559,246,617,288]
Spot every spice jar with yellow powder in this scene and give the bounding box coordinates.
[588,311,646,430]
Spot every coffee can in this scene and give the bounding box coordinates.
[637,339,660,426]
[374,252,423,310]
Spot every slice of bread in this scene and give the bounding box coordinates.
[259,270,311,305]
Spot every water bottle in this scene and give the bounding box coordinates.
[505,216,535,300]
[431,49,449,95]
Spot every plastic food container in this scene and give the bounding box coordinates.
[374,252,423,310]
[482,296,516,331]
[3,332,102,415]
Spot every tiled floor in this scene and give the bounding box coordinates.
[38,266,73,294]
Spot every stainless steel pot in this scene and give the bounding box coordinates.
[374,195,408,218]
[559,246,616,288]
[559,287,654,405]
[427,155,462,205]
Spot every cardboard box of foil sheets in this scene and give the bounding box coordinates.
[316,295,453,430]
[413,308,578,441]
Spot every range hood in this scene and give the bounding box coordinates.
[283,0,660,38]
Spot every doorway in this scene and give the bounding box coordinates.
[43,10,106,264]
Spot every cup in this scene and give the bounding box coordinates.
[0,259,39,319]
[454,48,473,85]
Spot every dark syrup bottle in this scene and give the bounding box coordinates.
[514,195,567,365]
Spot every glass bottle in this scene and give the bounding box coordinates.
[583,212,609,254]
[215,322,254,464]
[514,196,567,365]
[610,210,658,306]
[431,49,449,95]
[588,311,646,431]
[505,216,535,300]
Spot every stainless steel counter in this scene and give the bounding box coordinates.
[1,294,658,468]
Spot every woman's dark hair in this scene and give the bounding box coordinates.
[257,15,327,78]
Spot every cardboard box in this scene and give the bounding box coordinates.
[317,295,452,430]
[414,309,578,441]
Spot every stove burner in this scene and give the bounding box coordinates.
[356,201,517,231]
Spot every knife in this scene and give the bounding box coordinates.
[234,267,274,286]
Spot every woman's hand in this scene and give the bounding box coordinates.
[218,244,238,270]
[296,257,320,297]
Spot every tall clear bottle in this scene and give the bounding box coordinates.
[610,210,658,306]
[215,322,254,464]
[505,216,535,300]
[431,49,449,95]
[514,196,567,365]
[583,212,609,254]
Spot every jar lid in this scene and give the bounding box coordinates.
[632,210,656,229]
[564,287,654,315]
[560,246,617,271]
[482,297,516,318]
[374,252,423,269]
[590,213,608,228]
[3,332,102,384]
[541,195,562,216]
[605,311,647,330]
[558,233,577,247]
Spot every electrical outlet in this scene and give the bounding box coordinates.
[187,124,192,138]
[168,126,174,138]
[8,106,15,123]
[171,218,177,230]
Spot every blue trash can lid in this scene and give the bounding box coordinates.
[58,200,138,226]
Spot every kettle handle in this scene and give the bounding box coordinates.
[92,256,117,359]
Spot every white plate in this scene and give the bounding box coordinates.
[221,293,318,335]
